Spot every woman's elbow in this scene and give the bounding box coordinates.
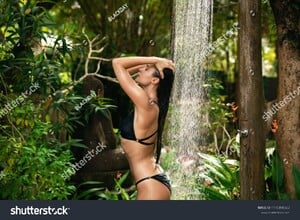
[112,58,121,72]
[112,58,118,67]
[112,58,124,75]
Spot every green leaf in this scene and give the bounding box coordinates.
[98,189,118,200]
[202,186,229,200]
[271,151,284,188]
[76,187,104,199]
[115,171,130,187]
[77,181,103,188]
[292,164,300,199]
[198,153,239,200]
[199,153,234,182]
[70,140,87,149]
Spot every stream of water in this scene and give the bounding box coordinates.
[166,0,213,199]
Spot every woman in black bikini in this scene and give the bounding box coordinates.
[112,56,174,200]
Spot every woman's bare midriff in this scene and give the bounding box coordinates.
[121,138,170,199]
[121,138,163,181]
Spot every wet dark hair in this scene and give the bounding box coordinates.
[153,66,174,163]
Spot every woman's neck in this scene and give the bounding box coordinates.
[143,85,158,101]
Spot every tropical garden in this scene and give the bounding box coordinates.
[0,0,299,200]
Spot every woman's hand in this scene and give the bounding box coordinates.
[155,59,175,79]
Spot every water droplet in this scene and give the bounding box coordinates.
[149,40,156,47]
[250,10,256,16]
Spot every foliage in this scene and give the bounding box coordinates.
[265,150,289,199]
[204,77,232,127]
[160,147,177,171]
[0,0,76,199]
[74,171,137,200]
[210,0,238,81]
[74,0,173,57]
[0,0,58,91]
[0,0,115,199]
[84,97,116,122]
[73,181,105,200]
[292,165,300,199]
[197,152,240,200]
[265,150,300,200]
[0,102,76,199]
[198,143,300,200]
[203,75,237,156]
[212,0,277,78]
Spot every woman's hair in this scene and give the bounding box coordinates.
[153,67,174,163]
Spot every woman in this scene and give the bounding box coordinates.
[112,56,175,200]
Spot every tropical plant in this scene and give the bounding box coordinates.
[197,145,300,200]
[197,152,240,200]
[160,147,177,171]
[265,150,300,200]
[0,102,76,199]
[203,76,237,156]
[74,171,137,200]
[0,0,95,199]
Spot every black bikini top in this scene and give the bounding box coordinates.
[119,111,158,146]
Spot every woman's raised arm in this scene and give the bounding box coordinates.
[112,57,160,109]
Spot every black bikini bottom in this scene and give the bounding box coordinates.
[136,173,171,193]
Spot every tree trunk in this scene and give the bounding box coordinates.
[270,0,300,199]
[237,0,265,199]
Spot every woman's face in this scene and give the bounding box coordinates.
[135,64,160,86]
